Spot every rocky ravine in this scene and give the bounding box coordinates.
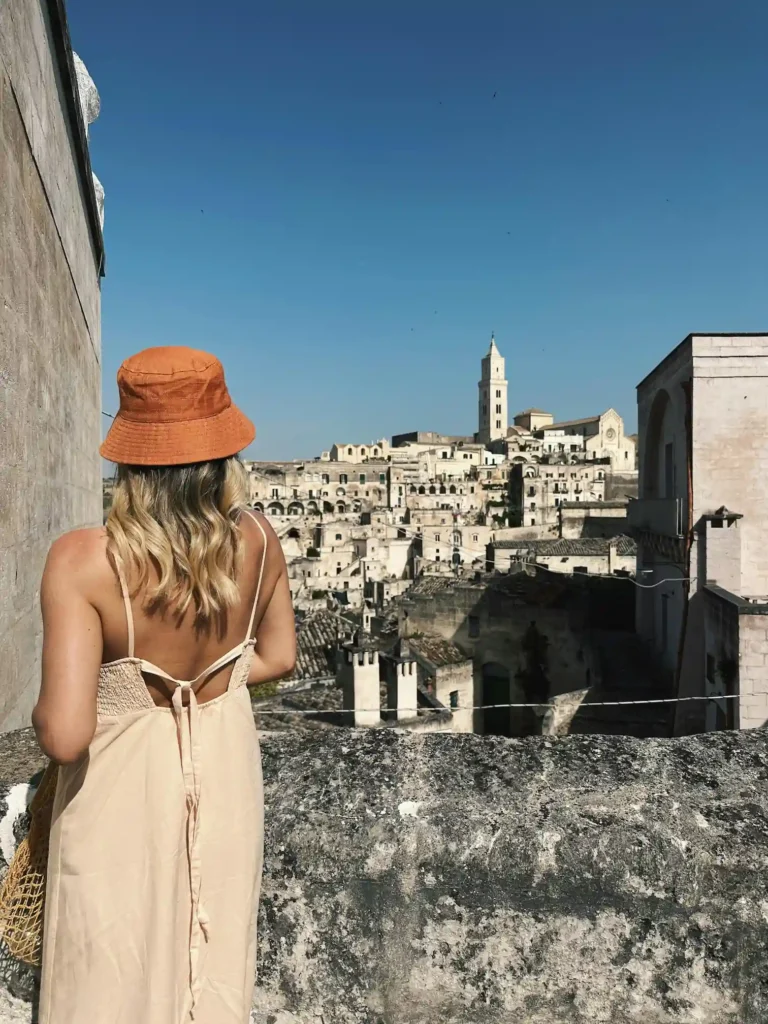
[0,728,766,1023]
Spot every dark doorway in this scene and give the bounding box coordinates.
[482,662,511,737]
[664,442,675,498]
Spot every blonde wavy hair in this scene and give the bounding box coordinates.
[105,456,249,625]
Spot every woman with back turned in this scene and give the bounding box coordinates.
[32,347,296,1023]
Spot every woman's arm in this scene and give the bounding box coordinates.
[32,532,102,764]
[247,542,297,686]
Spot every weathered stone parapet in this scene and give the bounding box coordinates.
[0,728,766,1022]
[72,52,104,229]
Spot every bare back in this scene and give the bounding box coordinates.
[36,505,295,770]
[99,511,280,705]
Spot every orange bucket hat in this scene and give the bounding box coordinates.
[100,346,255,466]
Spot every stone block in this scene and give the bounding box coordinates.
[741,654,765,672]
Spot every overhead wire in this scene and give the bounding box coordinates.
[251,693,739,715]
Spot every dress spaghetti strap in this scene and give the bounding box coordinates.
[241,508,268,643]
[113,559,135,659]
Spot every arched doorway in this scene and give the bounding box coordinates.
[482,662,511,737]
[267,501,284,516]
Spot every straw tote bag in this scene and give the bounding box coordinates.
[0,762,58,966]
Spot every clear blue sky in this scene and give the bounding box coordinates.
[70,0,768,461]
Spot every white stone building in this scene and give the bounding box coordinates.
[488,536,636,577]
[510,461,608,531]
[415,517,493,571]
[629,333,768,734]
[246,460,391,516]
[514,408,554,432]
[324,440,391,463]
[536,409,636,470]
[558,500,629,539]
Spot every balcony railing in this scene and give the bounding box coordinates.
[627,497,683,538]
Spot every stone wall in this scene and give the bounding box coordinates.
[701,586,740,733]
[604,470,638,501]
[691,336,768,600]
[735,612,768,728]
[0,0,103,731]
[558,501,628,539]
[0,729,766,1022]
[401,581,597,714]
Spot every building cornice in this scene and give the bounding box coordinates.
[46,0,105,276]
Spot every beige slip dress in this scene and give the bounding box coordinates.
[39,512,267,1024]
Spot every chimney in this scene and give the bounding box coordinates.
[337,634,381,728]
[381,638,418,722]
[701,509,743,595]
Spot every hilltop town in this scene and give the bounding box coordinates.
[245,334,638,604]
[234,331,768,744]
[237,335,646,737]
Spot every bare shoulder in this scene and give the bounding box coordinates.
[240,507,275,541]
[44,527,109,586]
[239,509,284,569]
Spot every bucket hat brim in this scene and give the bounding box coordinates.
[100,402,255,466]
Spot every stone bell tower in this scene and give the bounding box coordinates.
[477,333,508,444]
